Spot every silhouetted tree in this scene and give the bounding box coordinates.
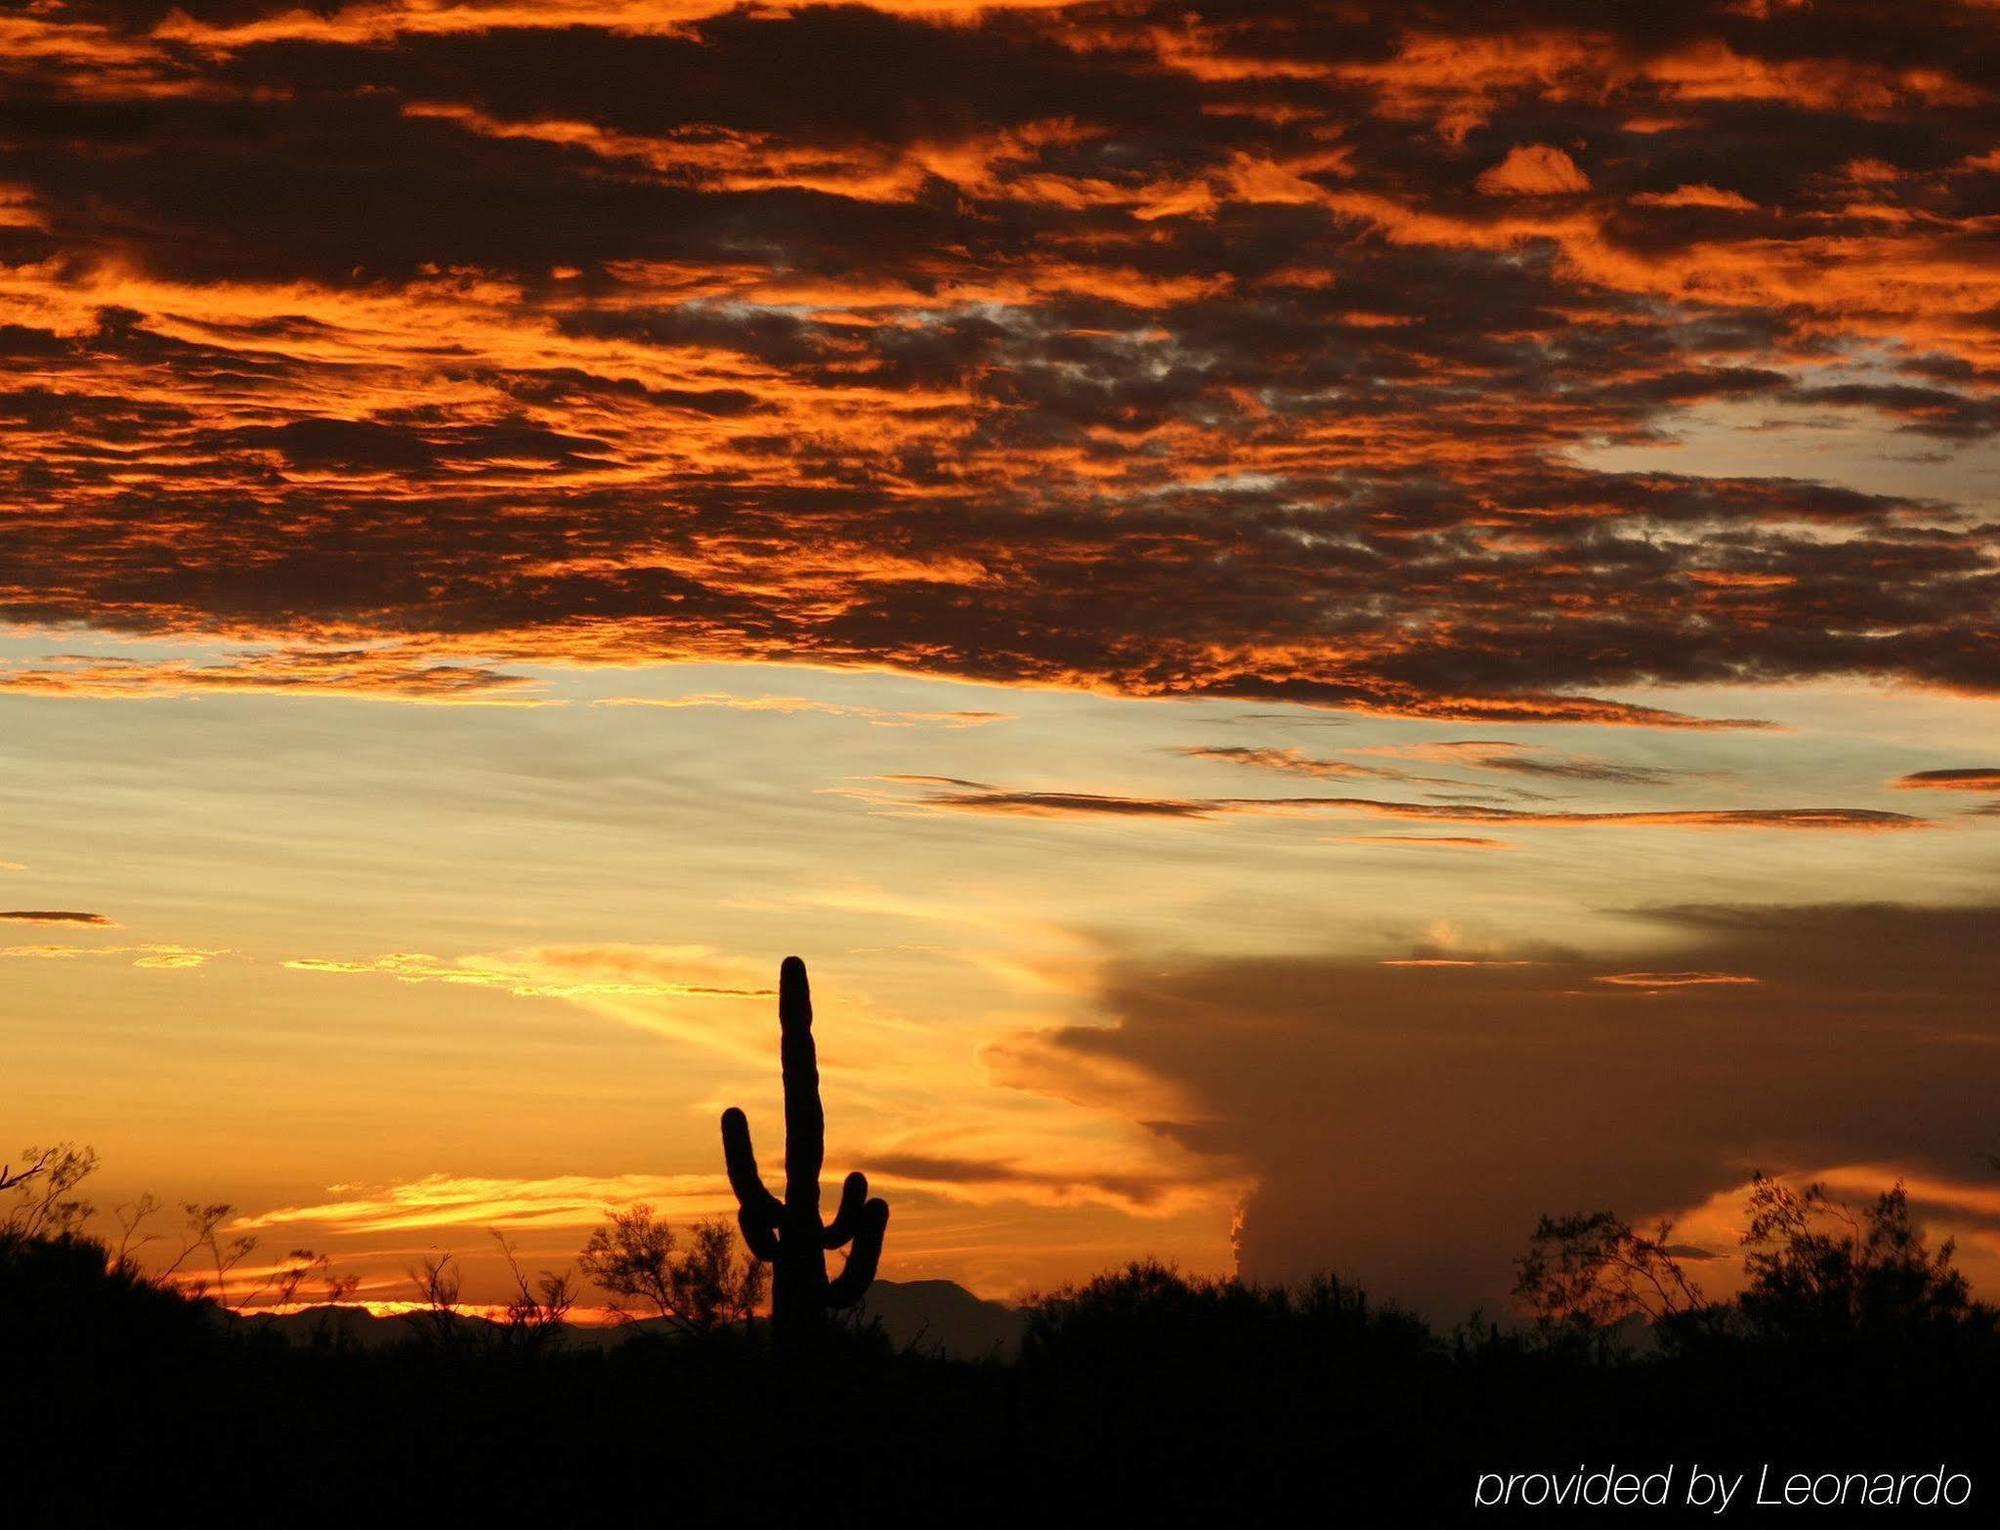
[110,1192,164,1275]
[1513,1211,1706,1350]
[1739,1172,1984,1342]
[159,1201,257,1312]
[720,956,887,1348]
[492,1231,577,1349]
[579,1207,764,1332]
[406,1251,464,1349]
[675,1217,766,1330]
[1,1143,99,1240]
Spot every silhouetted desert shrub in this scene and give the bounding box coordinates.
[0,1228,210,1365]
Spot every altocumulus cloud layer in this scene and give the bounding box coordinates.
[0,1,1996,719]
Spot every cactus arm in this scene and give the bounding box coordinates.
[720,1107,781,1225]
[825,1199,889,1308]
[737,1205,781,1263]
[724,958,890,1338]
[777,955,824,1215]
[822,1171,869,1248]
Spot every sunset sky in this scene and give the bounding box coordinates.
[4,0,1999,1317]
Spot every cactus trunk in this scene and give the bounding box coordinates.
[722,956,888,1346]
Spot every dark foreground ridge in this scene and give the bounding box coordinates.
[4,1228,1996,1527]
[4,963,1995,1524]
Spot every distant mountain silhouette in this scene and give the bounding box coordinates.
[236,1303,436,1349]
[853,1278,1025,1358]
[236,1277,1024,1359]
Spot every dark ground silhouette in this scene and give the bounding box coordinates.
[4,1222,1995,1526]
[4,963,1995,1524]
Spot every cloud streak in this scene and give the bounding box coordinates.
[230,1172,735,1235]
[596,694,1010,727]
[0,650,548,703]
[282,944,784,1061]
[1183,741,1707,788]
[0,941,223,967]
[1891,768,2000,792]
[284,944,773,1008]
[879,780,1926,831]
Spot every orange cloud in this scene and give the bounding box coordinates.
[0,0,1995,724]
[0,651,548,704]
[1630,183,1758,211]
[1592,970,1762,988]
[1889,768,2000,792]
[1476,144,1592,196]
[1379,957,1540,968]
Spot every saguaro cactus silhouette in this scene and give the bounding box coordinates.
[721,956,889,1345]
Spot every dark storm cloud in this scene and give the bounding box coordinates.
[996,903,2000,1313]
[213,12,1201,148]
[0,0,1995,716]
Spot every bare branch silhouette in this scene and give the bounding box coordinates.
[1,1143,99,1240]
[492,1230,576,1349]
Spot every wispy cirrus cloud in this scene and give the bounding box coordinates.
[866,779,1926,832]
[283,944,780,1060]
[229,1172,736,1235]
[869,1150,1234,1218]
[1182,740,1706,788]
[1326,835,1511,850]
[596,694,1010,727]
[0,941,224,968]
[0,650,548,703]
[228,1155,1230,1239]
[282,945,772,1001]
[1175,745,1452,787]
